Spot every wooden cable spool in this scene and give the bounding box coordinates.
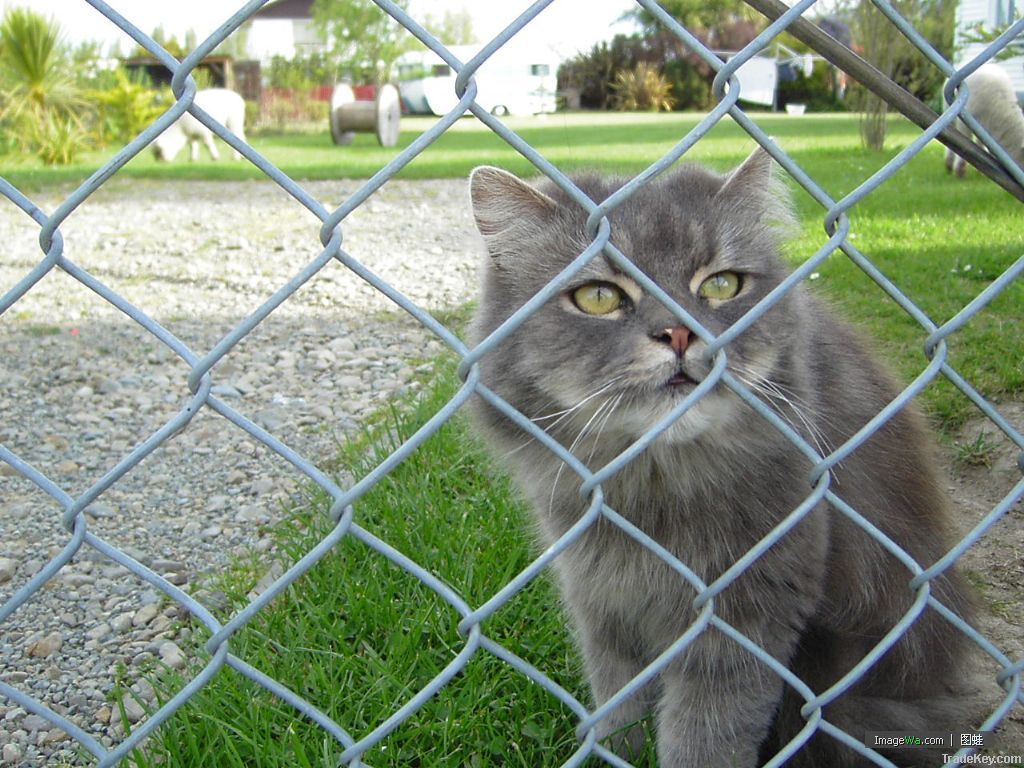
[329,83,401,148]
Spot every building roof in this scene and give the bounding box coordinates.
[251,0,315,20]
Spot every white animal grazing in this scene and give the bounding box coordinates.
[945,63,1024,177]
[152,88,246,162]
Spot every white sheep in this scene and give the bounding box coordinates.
[152,88,246,162]
[945,63,1024,177]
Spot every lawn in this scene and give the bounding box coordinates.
[0,111,941,185]
[7,111,1020,766]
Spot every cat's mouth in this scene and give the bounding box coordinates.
[665,369,697,389]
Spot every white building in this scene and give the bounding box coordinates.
[954,0,1024,98]
[245,0,327,62]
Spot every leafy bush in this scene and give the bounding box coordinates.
[662,58,713,110]
[89,67,163,146]
[612,62,676,112]
[558,34,655,110]
[29,109,88,164]
[776,63,847,112]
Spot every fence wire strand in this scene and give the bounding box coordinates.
[1,0,1022,766]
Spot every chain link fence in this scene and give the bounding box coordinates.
[1,0,1022,765]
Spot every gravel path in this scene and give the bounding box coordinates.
[0,177,481,765]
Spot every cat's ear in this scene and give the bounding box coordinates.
[715,147,797,237]
[469,166,558,239]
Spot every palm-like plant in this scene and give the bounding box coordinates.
[0,6,87,162]
[612,62,677,112]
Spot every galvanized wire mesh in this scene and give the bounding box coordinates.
[1,0,1022,766]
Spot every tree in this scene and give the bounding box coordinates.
[312,0,415,83]
[423,8,475,45]
[852,0,955,149]
[628,0,756,39]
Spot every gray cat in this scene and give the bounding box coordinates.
[467,149,975,767]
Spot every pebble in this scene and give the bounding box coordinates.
[159,641,187,670]
[132,604,160,627]
[2,744,22,764]
[27,632,63,658]
[0,177,479,767]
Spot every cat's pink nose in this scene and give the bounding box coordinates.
[654,326,691,356]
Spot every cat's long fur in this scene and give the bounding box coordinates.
[467,150,975,767]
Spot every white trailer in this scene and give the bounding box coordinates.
[397,43,558,117]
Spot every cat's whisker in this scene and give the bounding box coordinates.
[531,376,625,425]
[548,392,621,517]
[586,392,624,466]
[733,369,836,466]
[502,377,625,460]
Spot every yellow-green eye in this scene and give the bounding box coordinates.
[571,282,624,315]
[698,271,742,300]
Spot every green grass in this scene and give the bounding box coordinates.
[0,111,936,185]
[124,361,643,768]
[15,111,1019,764]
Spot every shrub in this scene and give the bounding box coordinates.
[89,67,163,146]
[612,62,676,112]
[30,109,87,164]
[662,58,713,110]
[776,63,847,112]
[558,34,654,110]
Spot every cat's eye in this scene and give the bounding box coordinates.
[697,271,742,300]
[571,282,625,315]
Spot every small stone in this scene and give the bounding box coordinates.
[85,623,112,641]
[206,495,229,513]
[159,641,187,670]
[110,612,133,633]
[21,714,48,732]
[27,632,62,658]
[132,604,160,627]
[311,404,333,419]
[95,705,111,725]
[247,561,284,600]
[249,477,274,495]
[85,503,115,519]
[38,727,67,746]
[120,695,146,724]
[152,559,185,573]
[211,384,242,398]
[235,505,269,524]
[62,573,96,587]
[2,742,21,764]
[0,558,17,583]
[162,570,188,586]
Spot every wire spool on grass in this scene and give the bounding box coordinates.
[330,83,402,148]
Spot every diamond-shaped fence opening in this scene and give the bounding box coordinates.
[1,0,1022,766]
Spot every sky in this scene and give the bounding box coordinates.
[0,0,639,61]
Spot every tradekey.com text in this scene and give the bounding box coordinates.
[942,755,1023,765]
